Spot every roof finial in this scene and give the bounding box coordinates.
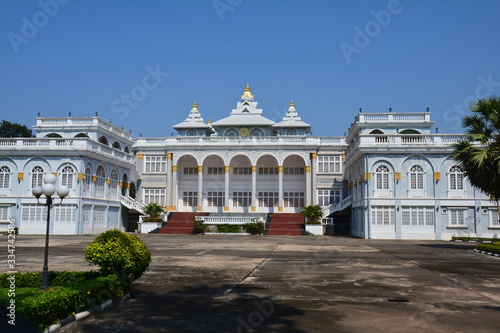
[290,101,294,107]
[241,83,254,100]
[193,102,198,109]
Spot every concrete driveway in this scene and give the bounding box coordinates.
[2,234,500,332]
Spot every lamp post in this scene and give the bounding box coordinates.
[31,174,69,290]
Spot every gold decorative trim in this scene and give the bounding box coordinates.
[197,206,203,211]
[224,206,229,212]
[305,166,311,172]
[105,178,111,185]
[394,172,401,181]
[278,166,283,173]
[225,165,230,173]
[278,207,283,212]
[137,153,144,160]
[119,181,123,187]
[311,153,317,159]
[172,165,178,172]
[166,206,171,210]
[167,153,172,160]
[17,172,24,180]
[125,182,130,189]
[92,175,97,183]
[171,206,176,211]
[251,206,256,212]
[252,166,257,172]
[198,166,204,172]
[433,172,440,181]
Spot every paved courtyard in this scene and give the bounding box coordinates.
[2,234,500,332]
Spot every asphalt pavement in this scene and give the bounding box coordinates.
[1,234,500,332]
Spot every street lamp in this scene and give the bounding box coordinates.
[31,173,69,290]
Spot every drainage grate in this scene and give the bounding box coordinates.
[387,298,410,303]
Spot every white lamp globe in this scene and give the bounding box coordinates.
[32,186,43,198]
[42,183,56,197]
[57,185,70,198]
[43,173,57,185]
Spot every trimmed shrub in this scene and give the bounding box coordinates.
[84,229,151,280]
[216,224,242,233]
[476,243,500,255]
[0,271,102,288]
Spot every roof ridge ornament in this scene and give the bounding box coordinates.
[241,83,254,100]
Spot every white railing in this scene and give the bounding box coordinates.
[357,113,430,123]
[120,195,145,213]
[323,196,353,216]
[134,136,326,146]
[35,117,133,140]
[197,216,264,225]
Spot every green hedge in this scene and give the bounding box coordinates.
[476,243,500,255]
[216,224,242,233]
[452,236,500,242]
[0,272,123,331]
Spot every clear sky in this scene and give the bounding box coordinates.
[1,0,499,138]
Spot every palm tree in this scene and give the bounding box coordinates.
[301,204,324,224]
[452,96,500,213]
[143,202,165,221]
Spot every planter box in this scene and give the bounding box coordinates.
[139,222,163,233]
[305,224,324,235]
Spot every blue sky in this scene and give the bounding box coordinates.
[1,0,499,137]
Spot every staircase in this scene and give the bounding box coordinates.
[120,195,145,214]
[158,212,207,234]
[266,213,304,236]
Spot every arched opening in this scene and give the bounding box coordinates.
[177,155,198,211]
[112,141,121,149]
[74,133,89,138]
[203,155,225,213]
[256,155,279,212]
[229,155,253,213]
[121,173,128,196]
[124,146,130,153]
[44,133,62,138]
[283,155,307,211]
[98,136,109,146]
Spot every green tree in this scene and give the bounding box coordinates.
[0,120,33,137]
[143,202,164,220]
[301,204,324,224]
[452,96,500,211]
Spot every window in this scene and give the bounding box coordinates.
[84,167,92,196]
[208,167,224,175]
[318,190,341,206]
[284,192,304,207]
[109,169,119,197]
[233,167,252,175]
[145,155,166,173]
[144,189,166,206]
[449,166,464,190]
[258,167,278,175]
[183,167,198,175]
[225,129,239,137]
[375,165,390,190]
[284,167,304,175]
[187,129,197,136]
[94,206,107,228]
[0,206,9,221]
[60,165,74,189]
[401,206,434,227]
[95,165,106,198]
[31,166,44,188]
[258,192,279,207]
[286,128,298,136]
[54,205,77,223]
[409,165,424,190]
[449,209,466,226]
[491,210,499,227]
[22,204,47,223]
[233,192,252,207]
[250,129,264,136]
[83,205,92,229]
[318,156,341,173]
[0,166,11,189]
[207,191,224,207]
[371,206,395,226]
[182,191,197,207]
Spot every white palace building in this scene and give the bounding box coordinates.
[0,85,498,239]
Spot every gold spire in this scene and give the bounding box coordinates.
[208,118,212,125]
[193,102,197,109]
[241,83,254,100]
[290,101,294,107]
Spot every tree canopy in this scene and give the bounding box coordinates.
[452,96,500,204]
[0,120,33,138]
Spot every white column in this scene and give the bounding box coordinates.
[251,165,257,212]
[166,153,172,210]
[311,153,317,205]
[197,166,203,211]
[172,165,178,211]
[305,165,312,206]
[278,166,284,212]
[224,166,230,212]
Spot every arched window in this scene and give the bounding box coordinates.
[375,165,390,190]
[95,165,106,197]
[187,129,197,136]
[409,165,424,190]
[31,166,44,188]
[98,136,109,146]
[109,169,119,197]
[286,128,298,136]
[60,165,75,189]
[0,166,11,189]
[250,128,264,137]
[112,141,121,149]
[84,167,92,196]
[449,165,464,190]
[225,129,238,137]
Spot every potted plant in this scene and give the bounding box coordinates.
[193,218,208,235]
[143,202,164,222]
[243,218,264,235]
[301,204,324,235]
